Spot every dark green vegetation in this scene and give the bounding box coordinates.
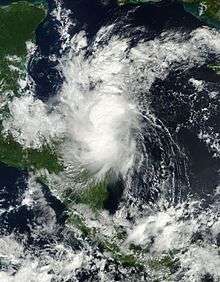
[62,180,109,211]
[209,63,220,74]
[68,212,145,269]
[0,135,62,173]
[0,1,45,56]
[0,1,53,173]
[68,212,179,275]
[0,1,46,92]
[76,181,109,210]
[183,0,220,27]
[183,0,220,18]
[148,253,179,272]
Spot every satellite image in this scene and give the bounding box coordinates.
[0,0,219,281]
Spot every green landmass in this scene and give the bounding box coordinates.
[182,0,220,27]
[62,179,109,211]
[0,0,218,189]
[0,0,218,211]
[209,63,220,74]
[148,253,179,272]
[76,181,109,210]
[0,3,192,276]
[67,211,178,276]
[0,135,62,173]
[0,1,46,93]
[0,1,52,174]
[67,212,144,269]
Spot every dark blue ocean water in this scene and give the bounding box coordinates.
[0,0,220,248]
